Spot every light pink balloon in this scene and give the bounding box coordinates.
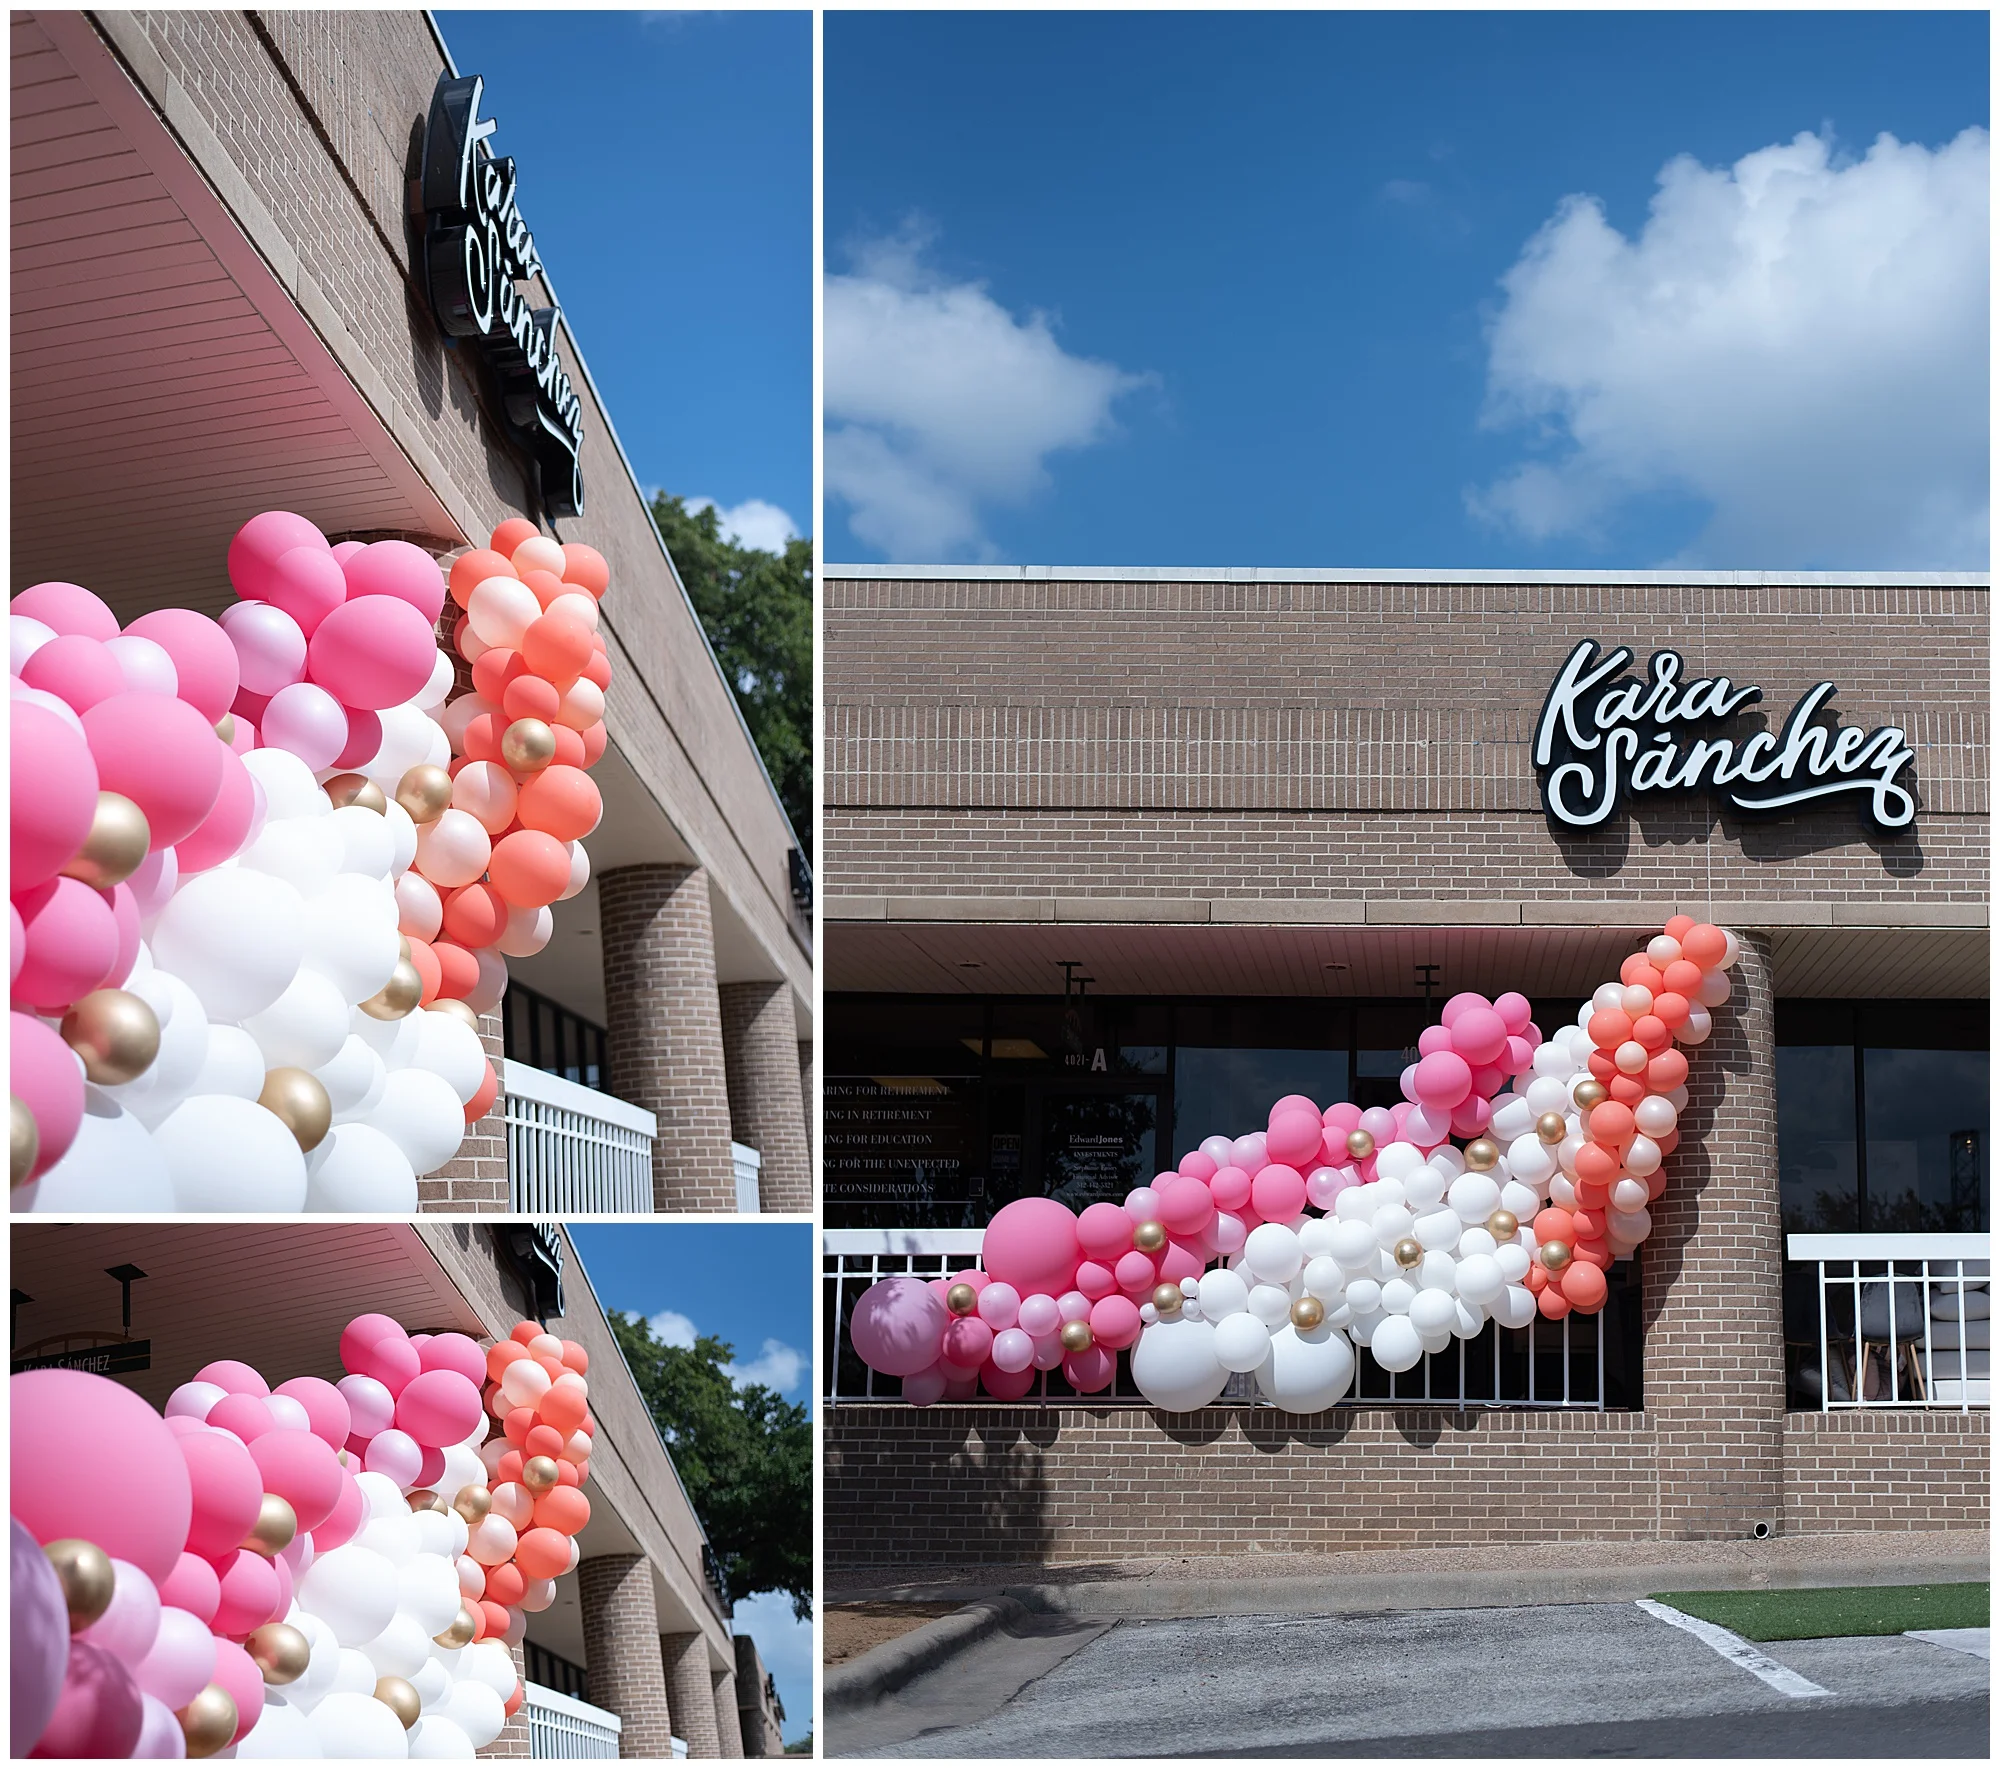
[451,760,518,834]
[989,1328,1035,1373]
[975,1281,1021,1330]
[261,681,349,771]
[103,635,179,698]
[415,809,491,889]
[131,1695,184,1759]
[1015,1292,1061,1337]
[220,600,308,695]
[395,872,444,941]
[306,596,438,710]
[335,1373,395,1438]
[901,1366,948,1407]
[363,1427,423,1487]
[125,846,178,921]
[78,1560,161,1665]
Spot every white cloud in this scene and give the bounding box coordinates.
[825,225,1152,560]
[647,1308,697,1349]
[687,496,800,554]
[1470,127,1989,567]
[726,1337,804,1394]
[731,1588,814,1746]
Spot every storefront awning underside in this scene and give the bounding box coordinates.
[827,917,1987,1001]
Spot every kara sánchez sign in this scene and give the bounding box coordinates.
[1535,642,1917,832]
[420,73,586,518]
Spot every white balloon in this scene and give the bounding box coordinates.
[1256,1322,1356,1411]
[1301,1255,1346,1300]
[372,1068,465,1175]
[242,747,330,821]
[235,1694,323,1757]
[1128,1317,1229,1410]
[187,1024,265,1101]
[153,1094,308,1210]
[20,1085,173,1212]
[1499,1179,1541,1219]
[106,972,209,1127]
[1371,1204,1416,1250]
[1457,1226,1498,1259]
[1495,1284,1540,1329]
[356,1510,421,1566]
[1408,1287,1457,1336]
[151,867,306,1021]
[1506,1135,1555,1186]
[1525,1073,1573,1113]
[1416,1251,1458,1292]
[245,966,353,1071]
[558,841,590,901]
[464,948,508,1017]
[317,1036,389,1117]
[310,1687,410,1756]
[1213,1311,1273,1374]
[325,804,394,881]
[1489,1096,1535,1142]
[1327,1219,1379,1270]
[305,1123,418,1213]
[299,1546,399,1646]
[1194,1266,1250,1320]
[1379,1278,1416,1315]
[1242,1221,1303,1284]
[413,1011,487,1105]
[1247,1283,1293,1328]
[305,876,400,1006]
[242,815,345,899]
[382,801,420,880]
[359,1611,432,1678]
[1412,1207,1461,1252]
[406,1715,475,1759]
[1624,1134,1662,1176]
[1446,1173,1501,1223]
[1455,1253,1505,1305]
[436,1678,504,1750]
[1370,1313,1425,1373]
[352,1002,422,1068]
[1495,1242,1532,1284]
[409,1655,451,1710]
[1373,1141,1424,1183]
[397,1557,463,1638]
[494,903,552,957]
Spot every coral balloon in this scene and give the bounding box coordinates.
[487,829,571,907]
[516,766,600,841]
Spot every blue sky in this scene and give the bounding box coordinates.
[825,11,1988,570]
[566,1221,814,1744]
[439,11,811,549]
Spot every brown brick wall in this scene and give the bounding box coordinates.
[660,1631,722,1759]
[578,1553,675,1760]
[599,864,736,1211]
[719,982,813,1212]
[423,1008,509,1212]
[711,1668,745,1759]
[1784,1410,1991,1533]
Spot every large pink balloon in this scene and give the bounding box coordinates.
[11,877,118,1012]
[847,1277,949,1378]
[981,1197,1084,1301]
[1449,1005,1510,1066]
[124,609,240,723]
[11,582,119,642]
[227,510,328,601]
[11,1517,68,1756]
[173,1426,263,1561]
[81,691,225,849]
[340,1314,420,1393]
[173,744,259,873]
[395,1369,484,1448]
[11,700,97,889]
[209,1637,264,1744]
[261,545,348,636]
[312,1471,366,1552]
[273,1375,351,1449]
[342,539,447,623]
[306,595,440,710]
[1411,1049,1473,1109]
[28,1639,143,1759]
[10,1013,84,1181]
[10,1371,193,1584]
[417,1331,488,1386]
[194,1359,269,1397]
[1265,1106,1324,1169]
[20,633,126,713]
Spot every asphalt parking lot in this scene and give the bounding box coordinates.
[831,1601,1990,1758]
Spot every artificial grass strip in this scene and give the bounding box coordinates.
[1650,1582,1989,1642]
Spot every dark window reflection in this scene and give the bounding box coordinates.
[1778,1048,1860,1233]
[1864,1047,1987,1232]
[1174,1049,1350,1152]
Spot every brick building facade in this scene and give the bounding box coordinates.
[822,565,1988,1570]
[11,9,813,1213]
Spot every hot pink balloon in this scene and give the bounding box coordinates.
[262,545,348,636]
[220,600,308,695]
[211,1549,280,1637]
[1440,991,1490,1026]
[227,511,328,597]
[306,595,439,710]
[340,1314,420,1393]
[81,690,225,849]
[174,744,259,873]
[1450,1093,1494,1137]
[205,1392,275,1443]
[980,1196,1084,1300]
[209,1638,263,1744]
[1265,1106,1324,1169]
[29,1640,143,1759]
[11,700,98,890]
[1449,1005,1510,1066]
[395,1369,484,1448]
[1251,1163,1307,1222]
[272,1376,351,1449]
[940,1315,994,1369]
[1114,1249,1158,1295]
[334,706,383,770]
[20,633,126,713]
[1412,1049,1473,1109]
[1156,1174,1215,1238]
[1074,1260,1116,1300]
[1177,1149,1218,1181]
[157,1553,220,1626]
[1159,1241,1205,1288]
[1076,1201,1135,1261]
[12,877,118,1012]
[11,1013,84,1181]
[313,1471,366,1553]
[1063,1345,1117,1394]
[194,1359,269,1397]
[261,680,348,771]
[1210,1166,1252,1211]
[1495,990,1534,1035]
[13,581,120,641]
[124,608,240,723]
[417,1331,488,1386]
[980,1361,1037,1400]
[416,1444,446,1489]
[1089,1294,1143,1350]
[249,1428,343,1531]
[174,1426,263,1561]
[343,539,447,623]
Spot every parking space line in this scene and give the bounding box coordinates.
[1634,1599,1831,1698]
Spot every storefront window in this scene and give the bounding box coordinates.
[1173,1048,1350,1152]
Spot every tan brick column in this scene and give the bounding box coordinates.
[732,1636,773,1755]
[718,983,812,1212]
[599,864,736,1210]
[1642,929,1785,1538]
[798,1040,814,1163]
[482,1635,530,1757]
[659,1631,722,1757]
[711,1666,744,1758]
[578,1554,675,1758]
[423,1009,508,1211]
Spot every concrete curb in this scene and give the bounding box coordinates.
[824,1597,1032,1714]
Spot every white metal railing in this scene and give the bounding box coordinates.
[523,1681,622,1759]
[733,1142,763,1213]
[1789,1234,1991,1412]
[824,1229,1610,1410]
[502,1060,656,1214]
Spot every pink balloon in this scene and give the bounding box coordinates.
[981,1196,1084,1300]
[104,635,180,697]
[1412,1049,1473,1109]
[1251,1163,1307,1222]
[1159,1241,1205,1288]
[81,691,225,849]
[11,1517,69,1756]
[1209,1165,1252,1211]
[248,1429,342,1531]
[194,1359,268,1397]
[262,545,348,636]
[1156,1174,1215,1238]
[395,1369,484,1448]
[306,595,439,710]
[1417,1024,1454,1058]
[416,1444,446,1489]
[1113,1249,1158,1296]
[11,1371,193,1584]
[312,1472,366,1553]
[20,633,126,713]
[228,511,328,596]
[1076,1200,1136,1261]
[173,745,259,873]
[205,1392,274,1443]
[1063,1345,1117,1394]
[11,700,98,890]
[1359,1106,1398,1145]
[211,1549,280,1637]
[1074,1260,1115,1300]
[989,1327,1035,1373]
[132,1695,184,1759]
[1177,1149,1218,1181]
[1265,1106,1324,1169]
[174,1427,263,1561]
[1016,1292,1061,1337]
[209,1637,263,1743]
[1089,1294,1143,1350]
[331,539,367,564]
[1449,1005,1510,1066]
[13,582,119,641]
[157,1553,220,1626]
[1323,1101,1363,1134]
[364,1427,422,1486]
[417,1331,488,1386]
[29,1639,143,1759]
[11,877,118,1011]
[11,1013,84,1181]
[1450,1093,1494,1137]
[79,1559,161,1663]
[340,1314,420,1392]
[260,680,348,771]
[334,706,383,770]
[220,600,308,694]
[1495,990,1534,1035]
[940,1316,993,1368]
[10,901,22,984]
[980,1361,1037,1400]
[1505,1034,1537,1076]
[1440,991,1490,1026]
[271,1376,350,1450]
[124,845,178,921]
[124,609,240,723]
[342,539,447,623]
[902,1367,947,1407]
[975,1282,1021,1330]
[335,1373,394,1437]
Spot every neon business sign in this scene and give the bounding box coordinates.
[1534,642,1917,833]
[420,74,586,518]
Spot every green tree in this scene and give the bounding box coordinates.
[608,1310,813,1620]
[651,494,812,856]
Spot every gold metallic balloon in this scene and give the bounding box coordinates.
[944,1282,978,1316]
[257,1066,332,1152]
[1132,1219,1167,1254]
[431,997,482,1035]
[374,1675,421,1729]
[1540,1239,1574,1272]
[452,1483,493,1525]
[395,763,454,824]
[242,1493,298,1557]
[1573,1079,1609,1112]
[177,1684,238,1759]
[521,1455,560,1494]
[12,1096,39,1190]
[214,713,236,745]
[1151,1282,1184,1317]
[435,1605,479,1649]
[43,1538,115,1631]
[501,717,557,773]
[324,773,388,814]
[1464,1137,1499,1172]
[1393,1237,1424,1270]
[1058,1319,1093,1353]
[1290,1295,1326,1330]
[1487,1210,1520,1242]
[60,988,162,1086]
[406,1488,449,1515]
[60,792,152,889]
[1346,1129,1375,1160]
[1536,1112,1568,1145]
[359,960,424,1021]
[245,1621,311,1684]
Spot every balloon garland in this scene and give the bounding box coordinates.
[11,1314,595,1758]
[9,514,612,1210]
[847,916,1743,1411]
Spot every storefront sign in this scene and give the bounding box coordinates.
[11,1340,151,1376]
[1534,641,1917,832]
[419,74,586,517]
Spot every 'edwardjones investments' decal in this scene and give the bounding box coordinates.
[1534,642,1916,833]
